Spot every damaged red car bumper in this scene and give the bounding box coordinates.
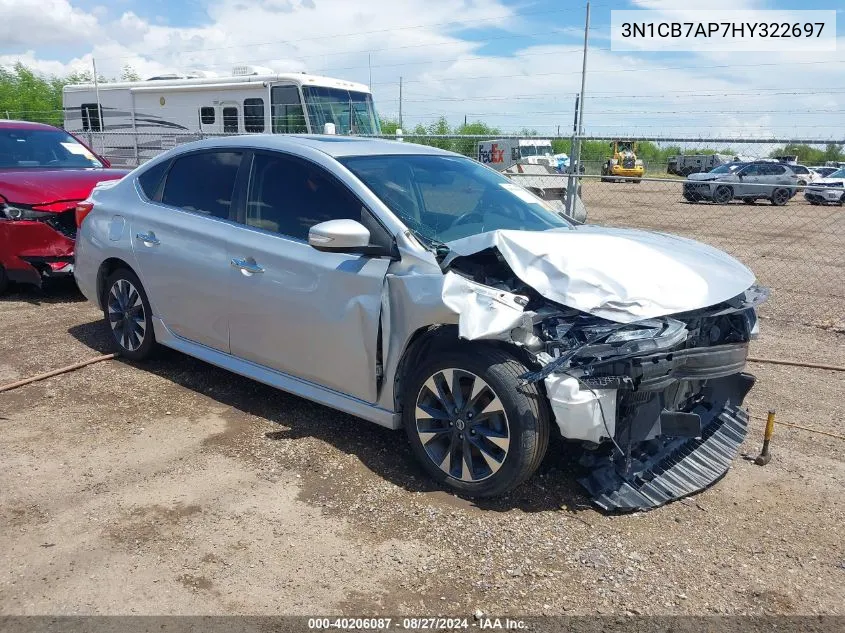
[0,203,78,286]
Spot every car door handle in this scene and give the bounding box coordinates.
[230,257,265,274]
[136,231,160,246]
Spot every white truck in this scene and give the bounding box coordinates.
[477,138,586,223]
[62,67,379,166]
[477,138,556,171]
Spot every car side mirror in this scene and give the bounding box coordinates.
[309,219,375,253]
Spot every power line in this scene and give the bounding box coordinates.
[371,59,845,87]
[400,89,845,102]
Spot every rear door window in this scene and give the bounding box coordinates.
[761,164,786,176]
[138,159,169,200]
[161,151,242,219]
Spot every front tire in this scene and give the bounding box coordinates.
[403,345,549,498]
[712,185,733,204]
[103,268,156,361]
[0,265,7,295]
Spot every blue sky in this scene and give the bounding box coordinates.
[1,0,843,137]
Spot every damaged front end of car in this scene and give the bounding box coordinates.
[440,230,769,512]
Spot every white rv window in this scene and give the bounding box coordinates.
[223,107,238,134]
[271,85,307,134]
[244,98,265,133]
[81,104,102,132]
[200,107,215,125]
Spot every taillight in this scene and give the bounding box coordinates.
[75,201,95,227]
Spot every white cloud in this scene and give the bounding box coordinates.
[0,0,99,47]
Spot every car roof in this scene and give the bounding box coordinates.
[181,134,458,159]
[0,119,60,131]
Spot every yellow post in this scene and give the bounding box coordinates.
[754,410,776,465]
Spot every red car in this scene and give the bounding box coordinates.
[0,120,128,294]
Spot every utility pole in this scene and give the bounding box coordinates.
[398,76,403,131]
[92,58,102,131]
[565,2,590,219]
[91,58,104,155]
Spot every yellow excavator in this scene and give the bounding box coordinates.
[600,140,645,183]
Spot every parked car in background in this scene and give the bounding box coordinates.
[74,135,766,511]
[809,166,839,179]
[0,120,128,294]
[683,161,797,205]
[803,168,845,205]
[787,163,816,186]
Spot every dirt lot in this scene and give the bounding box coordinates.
[1,182,843,616]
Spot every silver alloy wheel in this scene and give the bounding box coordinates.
[415,368,510,482]
[107,279,146,352]
[772,188,790,205]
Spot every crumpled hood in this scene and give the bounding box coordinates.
[0,168,128,206]
[444,226,756,323]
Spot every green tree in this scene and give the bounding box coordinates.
[768,143,826,165]
[120,65,141,82]
[425,116,453,150]
[823,143,843,163]
[378,115,400,135]
[452,120,500,157]
[0,63,64,125]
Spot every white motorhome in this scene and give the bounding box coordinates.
[62,68,379,166]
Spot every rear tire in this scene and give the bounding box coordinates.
[402,344,549,498]
[103,268,156,361]
[0,265,7,296]
[771,188,790,206]
[712,185,733,204]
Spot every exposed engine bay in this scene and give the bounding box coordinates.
[440,234,769,511]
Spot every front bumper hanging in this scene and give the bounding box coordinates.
[578,372,756,512]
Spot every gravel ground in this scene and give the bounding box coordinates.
[1,182,843,616]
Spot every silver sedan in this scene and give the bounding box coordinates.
[75,135,765,509]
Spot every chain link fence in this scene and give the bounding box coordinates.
[75,130,844,331]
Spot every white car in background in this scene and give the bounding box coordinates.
[809,166,839,179]
[804,168,845,205]
[787,164,817,186]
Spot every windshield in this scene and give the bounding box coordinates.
[520,145,553,158]
[341,154,570,244]
[302,87,380,135]
[0,128,103,169]
[709,163,741,174]
[828,168,845,179]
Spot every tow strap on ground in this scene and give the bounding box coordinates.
[0,354,116,394]
[747,356,845,373]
